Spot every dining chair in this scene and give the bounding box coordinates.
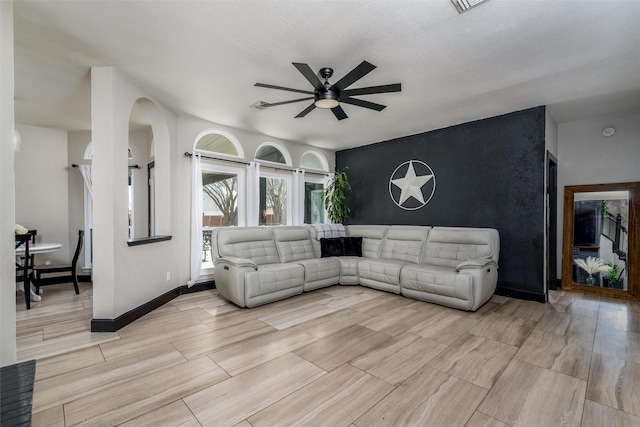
[15,234,32,309]
[20,229,37,271]
[32,230,84,296]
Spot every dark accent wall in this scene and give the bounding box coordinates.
[336,106,546,299]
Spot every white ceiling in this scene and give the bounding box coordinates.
[12,0,640,151]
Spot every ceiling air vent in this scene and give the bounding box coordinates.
[251,100,271,110]
[451,0,489,13]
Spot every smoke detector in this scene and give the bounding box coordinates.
[451,0,489,13]
[602,127,616,137]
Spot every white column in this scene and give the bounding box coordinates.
[0,0,16,366]
[246,162,260,226]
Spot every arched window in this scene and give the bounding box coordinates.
[255,142,291,166]
[195,131,243,158]
[300,151,328,171]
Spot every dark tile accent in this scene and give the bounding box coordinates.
[0,360,36,427]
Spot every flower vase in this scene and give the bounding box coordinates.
[586,274,595,286]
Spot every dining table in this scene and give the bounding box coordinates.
[15,242,62,302]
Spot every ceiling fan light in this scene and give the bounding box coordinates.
[315,99,339,109]
[314,91,339,109]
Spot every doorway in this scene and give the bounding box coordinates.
[546,151,558,291]
[148,161,155,237]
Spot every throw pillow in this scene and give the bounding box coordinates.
[343,237,363,257]
[320,237,345,257]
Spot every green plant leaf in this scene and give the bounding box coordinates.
[322,168,351,224]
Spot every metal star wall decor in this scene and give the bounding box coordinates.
[388,160,436,210]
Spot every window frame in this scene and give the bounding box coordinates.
[258,168,293,226]
[303,173,327,225]
[201,159,247,228]
[300,150,329,172]
[199,159,246,276]
[255,142,292,167]
[194,130,245,160]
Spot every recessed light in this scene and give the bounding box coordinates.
[602,127,615,137]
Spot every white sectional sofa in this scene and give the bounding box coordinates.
[212,225,499,311]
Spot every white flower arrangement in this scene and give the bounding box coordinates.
[574,256,611,275]
[15,224,28,235]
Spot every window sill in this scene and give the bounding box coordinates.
[127,235,172,247]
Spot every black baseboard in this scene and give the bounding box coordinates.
[495,286,547,303]
[91,281,216,332]
[78,274,92,283]
[180,280,216,294]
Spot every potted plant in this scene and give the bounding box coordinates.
[322,167,351,224]
[574,256,611,286]
[601,200,610,219]
[603,262,625,289]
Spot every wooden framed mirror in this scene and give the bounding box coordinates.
[562,182,639,299]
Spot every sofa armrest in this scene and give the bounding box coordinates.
[214,257,258,308]
[214,256,258,270]
[456,258,497,272]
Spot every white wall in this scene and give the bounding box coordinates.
[92,67,178,319]
[14,124,71,264]
[558,110,640,187]
[556,109,640,278]
[0,0,16,367]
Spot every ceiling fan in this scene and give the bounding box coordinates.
[254,61,401,120]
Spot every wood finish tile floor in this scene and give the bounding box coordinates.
[16,283,640,426]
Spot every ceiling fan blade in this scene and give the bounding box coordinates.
[342,83,401,97]
[262,97,314,107]
[331,106,348,120]
[254,83,314,95]
[340,97,386,111]
[331,60,376,91]
[295,103,316,118]
[292,63,325,91]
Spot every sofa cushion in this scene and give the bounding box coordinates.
[295,257,341,283]
[357,258,409,286]
[319,236,363,257]
[320,237,344,257]
[401,264,473,301]
[338,256,359,285]
[309,224,346,239]
[343,237,363,257]
[422,227,499,268]
[244,263,305,300]
[217,228,279,266]
[273,227,316,263]
[380,226,430,264]
[347,226,388,258]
